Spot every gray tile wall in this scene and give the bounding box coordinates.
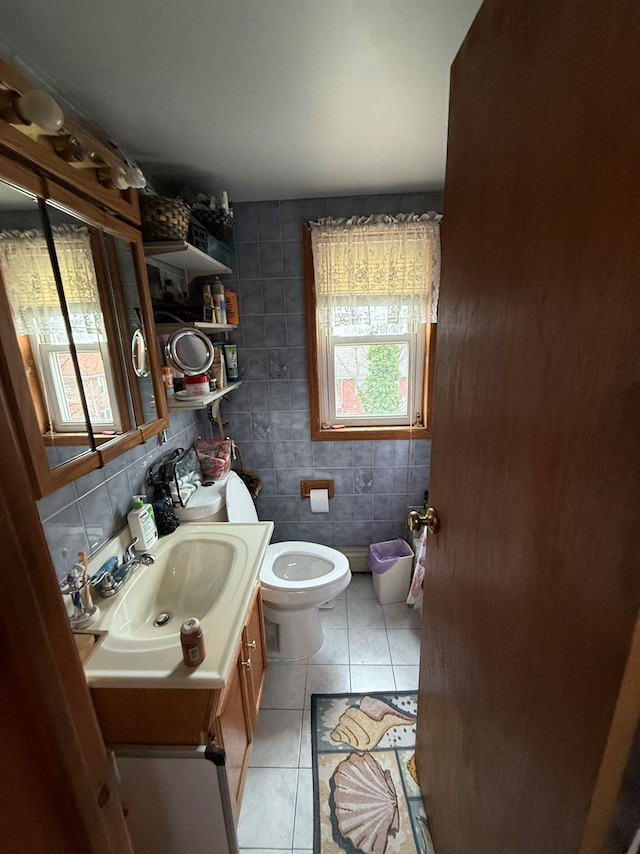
[222,191,443,545]
[38,409,209,580]
[37,190,443,579]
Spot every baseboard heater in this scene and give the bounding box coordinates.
[336,547,369,573]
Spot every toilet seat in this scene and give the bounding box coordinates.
[260,542,349,591]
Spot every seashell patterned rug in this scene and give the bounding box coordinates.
[311,691,435,854]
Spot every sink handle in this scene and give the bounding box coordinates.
[123,538,139,563]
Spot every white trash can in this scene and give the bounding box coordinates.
[369,539,415,605]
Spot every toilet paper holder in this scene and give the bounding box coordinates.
[300,479,334,500]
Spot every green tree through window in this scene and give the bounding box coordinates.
[360,344,403,415]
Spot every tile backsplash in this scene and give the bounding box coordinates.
[222,191,442,546]
[36,190,442,580]
[38,410,209,580]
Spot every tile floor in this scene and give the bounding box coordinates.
[237,572,423,853]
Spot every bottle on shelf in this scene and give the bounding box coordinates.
[202,283,214,322]
[212,277,227,324]
[225,287,239,325]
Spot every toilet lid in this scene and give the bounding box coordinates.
[226,472,259,522]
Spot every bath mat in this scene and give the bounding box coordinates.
[311,691,435,854]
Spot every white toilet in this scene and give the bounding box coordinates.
[174,471,351,659]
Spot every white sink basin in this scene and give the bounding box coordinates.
[83,522,272,689]
[108,537,235,645]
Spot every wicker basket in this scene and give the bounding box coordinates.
[140,195,190,241]
[190,207,234,244]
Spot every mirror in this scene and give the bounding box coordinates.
[131,328,150,377]
[107,235,159,425]
[45,201,132,443]
[0,180,94,471]
[165,328,215,375]
[0,163,168,497]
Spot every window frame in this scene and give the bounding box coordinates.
[303,223,434,442]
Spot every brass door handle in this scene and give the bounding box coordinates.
[241,658,252,668]
[246,640,257,650]
[408,507,440,535]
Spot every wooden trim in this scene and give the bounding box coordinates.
[103,234,145,427]
[0,361,133,852]
[303,223,432,443]
[578,614,640,854]
[17,334,48,433]
[0,146,46,196]
[45,179,140,240]
[97,429,145,466]
[425,322,437,435]
[89,227,133,436]
[131,235,169,431]
[0,122,139,225]
[43,432,121,447]
[311,424,431,442]
[303,223,323,439]
[91,687,217,746]
[0,57,139,225]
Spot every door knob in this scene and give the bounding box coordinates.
[408,507,440,535]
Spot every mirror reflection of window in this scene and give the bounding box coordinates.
[0,179,94,467]
[45,203,124,436]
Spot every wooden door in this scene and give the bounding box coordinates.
[416,2,640,853]
[0,364,133,851]
[242,591,268,726]
[214,646,252,813]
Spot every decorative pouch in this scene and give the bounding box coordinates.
[170,446,204,507]
[195,438,233,481]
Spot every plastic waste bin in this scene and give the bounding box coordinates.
[369,539,415,605]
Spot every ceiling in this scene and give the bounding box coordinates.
[0,0,483,202]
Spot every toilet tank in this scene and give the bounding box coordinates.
[173,478,229,522]
[173,471,259,523]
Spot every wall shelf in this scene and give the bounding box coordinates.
[167,381,242,410]
[144,240,233,278]
[155,320,238,334]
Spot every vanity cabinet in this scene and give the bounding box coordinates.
[90,588,268,813]
[212,646,253,810]
[242,591,268,727]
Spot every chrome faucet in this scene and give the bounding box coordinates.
[92,538,156,598]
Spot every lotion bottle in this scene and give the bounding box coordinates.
[127,496,158,549]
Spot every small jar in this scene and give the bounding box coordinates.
[161,366,174,397]
[184,375,210,396]
[180,618,206,667]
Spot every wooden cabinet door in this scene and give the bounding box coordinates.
[242,591,268,727]
[416,2,640,854]
[214,646,252,812]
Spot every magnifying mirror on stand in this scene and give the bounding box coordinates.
[164,327,215,376]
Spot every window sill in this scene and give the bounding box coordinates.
[311,424,431,442]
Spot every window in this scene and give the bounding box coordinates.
[305,213,441,440]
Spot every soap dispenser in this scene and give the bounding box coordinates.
[127,495,158,549]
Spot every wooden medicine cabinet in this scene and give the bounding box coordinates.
[0,152,168,498]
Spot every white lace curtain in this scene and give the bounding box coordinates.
[310,213,442,330]
[0,225,104,344]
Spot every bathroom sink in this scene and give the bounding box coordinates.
[108,537,235,643]
[83,522,273,689]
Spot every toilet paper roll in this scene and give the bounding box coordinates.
[309,488,330,513]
